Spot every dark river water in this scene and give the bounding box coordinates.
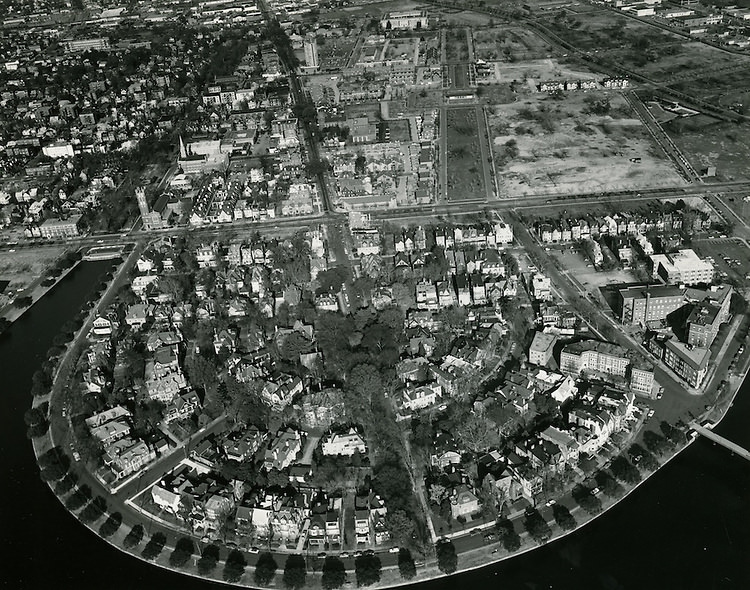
[2,261,748,589]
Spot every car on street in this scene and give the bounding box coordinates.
[317,552,327,558]
[545,499,556,507]
[388,547,400,553]
[340,552,350,559]
[364,549,375,556]
[353,551,363,558]
[483,533,496,543]
[249,547,260,554]
[647,409,655,418]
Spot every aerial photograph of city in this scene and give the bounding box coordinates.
[1,0,749,588]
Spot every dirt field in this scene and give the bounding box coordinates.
[488,90,685,197]
[0,245,66,297]
[663,118,750,182]
[446,107,487,201]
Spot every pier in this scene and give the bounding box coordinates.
[689,422,750,462]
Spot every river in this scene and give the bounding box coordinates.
[1,262,748,589]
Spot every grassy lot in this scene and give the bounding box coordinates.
[445,28,470,63]
[541,9,750,83]
[668,68,750,112]
[384,38,417,63]
[0,245,66,297]
[663,117,750,182]
[446,107,487,201]
[472,26,553,62]
[488,90,684,196]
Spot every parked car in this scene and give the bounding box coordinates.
[249,547,260,554]
[340,552,350,559]
[545,499,557,507]
[388,547,400,554]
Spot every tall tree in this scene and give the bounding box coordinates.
[254,552,278,587]
[282,554,306,590]
[435,539,458,574]
[355,554,382,587]
[397,548,417,580]
[321,556,346,590]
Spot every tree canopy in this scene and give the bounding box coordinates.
[169,537,195,568]
[282,554,306,590]
[321,556,346,590]
[223,549,247,583]
[255,552,278,587]
[436,539,458,574]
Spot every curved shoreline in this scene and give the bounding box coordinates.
[31,354,748,590]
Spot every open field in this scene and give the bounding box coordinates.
[668,67,750,112]
[445,107,487,201]
[488,90,685,197]
[663,118,750,182]
[0,245,66,298]
[472,26,553,61]
[542,9,750,82]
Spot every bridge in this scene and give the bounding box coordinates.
[689,422,750,462]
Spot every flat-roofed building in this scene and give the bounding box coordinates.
[39,215,82,239]
[528,331,557,367]
[618,284,687,326]
[650,249,714,285]
[560,340,629,378]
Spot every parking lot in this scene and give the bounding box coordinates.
[692,237,750,285]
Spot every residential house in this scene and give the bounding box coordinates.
[450,485,481,519]
[264,428,303,470]
[321,428,367,456]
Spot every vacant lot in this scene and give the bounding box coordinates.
[472,26,553,62]
[446,107,487,201]
[550,248,637,294]
[664,117,750,182]
[0,245,66,296]
[668,67,750,111]
[488,91,685,196]
[480,57,603,89]
[543,9,750,83]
